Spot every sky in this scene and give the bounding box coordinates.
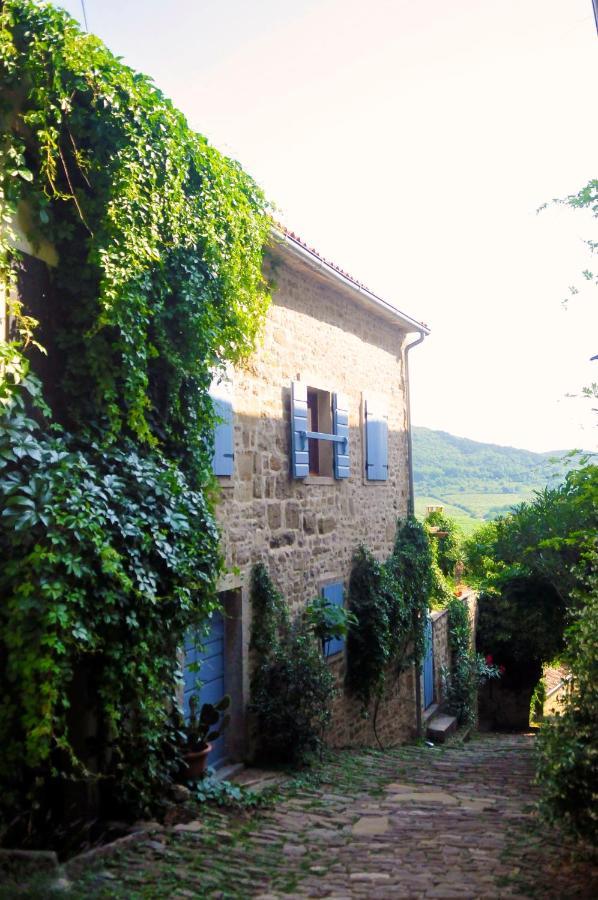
[56,0,598,452]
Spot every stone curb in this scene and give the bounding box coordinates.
[0,847,59,876]
[64,828,157,879]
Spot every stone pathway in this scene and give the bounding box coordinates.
[67,734,597,898]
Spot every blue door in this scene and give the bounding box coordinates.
[423,616,434,709]
[184,611,226,767]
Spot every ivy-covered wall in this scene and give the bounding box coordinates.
[0,0,271,836]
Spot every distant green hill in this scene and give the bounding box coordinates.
[412,427,571,534]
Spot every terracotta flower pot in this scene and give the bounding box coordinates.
[183,742,212,780]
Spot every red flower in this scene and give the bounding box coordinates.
[499,665,506,676]
[485,654,494,665]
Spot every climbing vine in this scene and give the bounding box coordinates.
[249,564,335,765]
[0,0,271,836]
[0,0,271,463]
[346,518,433,719]
[442,595,500,726]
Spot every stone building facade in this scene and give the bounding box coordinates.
[204,229,432,763]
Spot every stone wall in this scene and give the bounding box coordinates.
[431,608,450,707]
[216,242,419,753]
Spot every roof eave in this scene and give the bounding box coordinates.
[268,226,430,336]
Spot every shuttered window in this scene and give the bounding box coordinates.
[210,374,234,476]
[290,381,350,480]
[365,395,388,481]
[321,581,345,657]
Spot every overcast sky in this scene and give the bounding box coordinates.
[56,0,598,452]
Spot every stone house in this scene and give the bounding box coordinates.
[185,227,436,767]
[5,221,456,766]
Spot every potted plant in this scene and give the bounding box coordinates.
[304,595,358,656]
[183,694,231,780]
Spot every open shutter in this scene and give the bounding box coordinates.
[210,374,234,476]
[321,582,345,657]
[291,381,309,478]
[333,393,350,479]
[365,395,388,481]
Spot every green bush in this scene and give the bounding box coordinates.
[424,509,462,578]
[535,564,598,845]
[0,378,221,827]
[249,565,334,765]
[347,518,432,713]
[442,595,500,726]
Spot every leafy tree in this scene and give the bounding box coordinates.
[464,463,598,842]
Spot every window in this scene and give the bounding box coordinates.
[209,373,234,476]
[364,394,389,481]
[307,388,333,476]
[321,581,346,657]
[291,381,350,480]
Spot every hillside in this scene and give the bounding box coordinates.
[412,427,570,533]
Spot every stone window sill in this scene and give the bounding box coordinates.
[304,475,335,486]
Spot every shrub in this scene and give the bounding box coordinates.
[249,565,334,765]
[424,509,461,578]
[441,595,500,726]
[347,518,432,713]
[535,563,598,845]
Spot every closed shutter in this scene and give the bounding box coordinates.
[333,393,350,479]
[321,582,346,657]
[291,381,309,478]
[210,374,234,476]
[365,395,388,481]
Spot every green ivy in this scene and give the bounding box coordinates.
[0,0,271,464]
[346,517,433,718]
[442,595,499,726]
[0,0,271,836]
[0,377,221,828]
[249,565,335,765]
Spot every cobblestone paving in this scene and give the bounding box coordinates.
[74,733,596,899]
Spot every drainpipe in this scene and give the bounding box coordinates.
[404,330,426,516]
[403,329,426,736]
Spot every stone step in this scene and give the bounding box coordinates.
[426,713,458,743]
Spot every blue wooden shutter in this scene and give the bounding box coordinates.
[321,581,345,657]
[291,381,309,478]
[365,395,388,481]
[210,375,234,476]
[333,393,350,479]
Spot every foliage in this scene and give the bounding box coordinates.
[184,695,231,753]
[0,0,271,832]
[465,465,597,689]
[249,565,335,765]
[388,516,433,665]
[346,518,432,712]
[304,594,358,653]
[476,582,565,675]
[346,547,394,708]
[194,776,278,809]
[0,0,271,464]
[535,554,598,845]
[545,179,597,304]
[462,458,597,841]
[442,595,500,726]
[412,426,568,498]
[0,377,222,827]
[530,678,546,724]
[424,508,461,578]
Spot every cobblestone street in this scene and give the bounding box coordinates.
[71,733,596,899]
